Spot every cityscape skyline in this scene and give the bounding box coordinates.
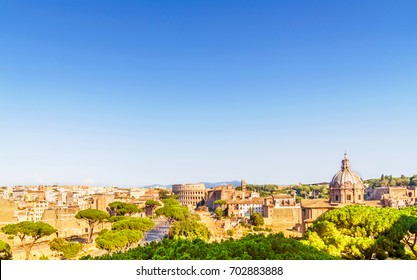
[1,1,416,187]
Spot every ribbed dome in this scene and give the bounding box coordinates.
[330,153,363,187]
[331,169,362,186]
[329,153,365,204]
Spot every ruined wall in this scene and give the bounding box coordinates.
[264,206,301,231]
[41,207,92,238]
[0,199,17,224]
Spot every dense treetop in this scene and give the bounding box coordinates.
[213,200,227,205]
[81,233,338,260]
[111,217,154,231]
[75,209,110,222]
[0,240,12,260]
[155,198,190,223]
[168,219,211,241]
[1,221,56,260]
[75,209,110,243]
[95,229,143,253]
[365,174,417,188]
[1,221,56,239]
[250,212,264,226]
[108,201,142,216]
[145,200,161,207]
[49,238,82,260]
[304,205,417,259]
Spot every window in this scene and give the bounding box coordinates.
[358,195,361,200]
[335,195,339,201]
[347,195,351,201]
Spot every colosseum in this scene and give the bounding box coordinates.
[171,183,207,207]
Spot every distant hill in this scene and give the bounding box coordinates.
[141,181,242,189]
[141,184,171,189]
[202,181,241,189]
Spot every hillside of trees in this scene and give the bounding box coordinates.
[235,184,285,197]
[80,233,338,260]
[365,174,417,188]
[293,185,329,200]
[235,184,330,201]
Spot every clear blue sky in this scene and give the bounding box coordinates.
[1,1,416,187]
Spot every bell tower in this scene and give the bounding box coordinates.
[241,180,246,192]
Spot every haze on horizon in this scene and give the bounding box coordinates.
[1,1,416,187]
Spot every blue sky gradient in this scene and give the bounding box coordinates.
[1,1,416,186]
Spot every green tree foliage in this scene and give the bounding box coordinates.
[161,198,181,206]
[49,237,66,251]
[153,198,210,241]
[63,243,82,260]
[304,205,417,259]
[190,213,201,221]
[365,174,413,188]
[169,219,211,241]
[100,216,151,254]
[293,185,329,200]
[95,230,143,253]
[108,201,142,216]
[123,230,144,247]
[49,238,82,259]
[155,199,189,224]
[213,200,227,206]
[75,209,110,243]
[250,212,264,226]
[145,200,161,213]
[111,217,154,231]
[145,200,161,207]
[158,189,177,200]
[214,208,223,219]
[0,240,12,260]
[238,184,292,197]
[1,221,56,260]
[387,207,417,258]
[107,216,128,223]
[95,230,128,253]
[98,228,109,235]
[83,233,337,260]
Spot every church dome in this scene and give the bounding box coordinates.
[330,153,362,187]
[329,153,365,204]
